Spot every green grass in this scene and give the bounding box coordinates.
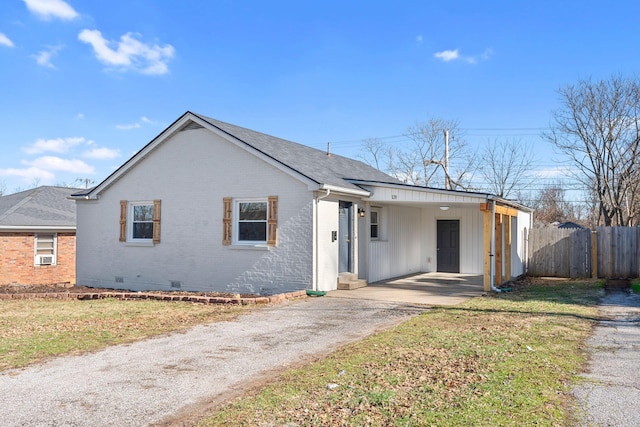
[197,279,601,427]
[0,298,250,370]
[631,278,640,293]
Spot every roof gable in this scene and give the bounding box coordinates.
[0,186,79,229]
[75,111,401,199]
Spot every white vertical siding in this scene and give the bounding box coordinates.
[420,205,484,274]
[368,205,422,282]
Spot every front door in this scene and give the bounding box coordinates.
[338,201,352,273]
[437,220,460,273]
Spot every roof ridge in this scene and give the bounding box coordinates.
[0,188,37,221]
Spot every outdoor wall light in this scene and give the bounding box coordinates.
[439,205,450,211]
[358,208,366,218]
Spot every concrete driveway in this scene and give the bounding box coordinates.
[329,272,485,305]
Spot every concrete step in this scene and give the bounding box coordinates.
[337,279,368,290]
[338,272,358,282]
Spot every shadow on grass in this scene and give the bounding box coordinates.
[430,278,604,321]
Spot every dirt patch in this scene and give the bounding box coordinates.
[0,283,307,306]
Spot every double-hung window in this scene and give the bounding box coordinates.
[223,196,278,247]
[131,203,154,240]
[236,199,268,244]
[120,200,161,244]
[370,208,380,240]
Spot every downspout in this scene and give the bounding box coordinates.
[490,198,502,292]
[314,188,331,291]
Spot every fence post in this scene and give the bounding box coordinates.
[591,230,598,279]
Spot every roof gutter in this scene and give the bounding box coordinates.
[318,184,370,197]
[0,226,76,232]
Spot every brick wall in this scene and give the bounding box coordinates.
[0,232,76,285]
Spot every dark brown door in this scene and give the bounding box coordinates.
[437,220,460,273]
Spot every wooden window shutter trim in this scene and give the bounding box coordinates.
[153,200,161,244]
[119,200,127,242]
[223,197,232,245]
[267,195,278,246]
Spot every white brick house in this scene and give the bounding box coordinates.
[72,112,532,295]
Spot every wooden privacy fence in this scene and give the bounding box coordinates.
[596,227,640,278]
[528,226,640,278]
[528,227,593,278]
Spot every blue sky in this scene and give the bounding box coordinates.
[1,0,639,198]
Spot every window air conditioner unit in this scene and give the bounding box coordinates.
[38,255,54,265]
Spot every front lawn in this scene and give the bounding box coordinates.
[0,298,250,370]
[198,279,601,426]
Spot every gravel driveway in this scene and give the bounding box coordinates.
[0,297,425,427]
[573,290,640,426]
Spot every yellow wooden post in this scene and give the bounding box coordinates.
[483,209,492,291]
[505,215,512,281]
[495,213,503,286]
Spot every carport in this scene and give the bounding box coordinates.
[328,272,485,306]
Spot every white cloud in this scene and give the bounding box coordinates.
[22,0,79,21]
[115,122,141,130]
[531,167,570,178]
[33,45,63,68]
[434,49,460,62]
[116,116,155,130]
[83,147,120,160]
[0,33,15,48]
[23,136,85,154]
[434,48,493,64]
[480,48,493,61]
[23,156,95,174]
[76,113,85,120]
[78,29,175,75]
[416,35,423,44]
[0,167,55,183]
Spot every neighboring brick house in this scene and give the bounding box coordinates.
[0,186,79,286]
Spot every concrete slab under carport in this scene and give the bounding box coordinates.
[328,272,486,306]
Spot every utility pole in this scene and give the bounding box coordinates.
[443,130,450,190]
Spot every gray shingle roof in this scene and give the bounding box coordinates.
[0,186,79,228]
[194,113,402,192]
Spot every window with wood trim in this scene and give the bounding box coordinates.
[120,200,161,244]
[224,196,278,246]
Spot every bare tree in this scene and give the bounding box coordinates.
[357,138,391,171]
[479,138,534,200]
[532,183,576,225]
[359,118,477,189]
[544,75,640,226]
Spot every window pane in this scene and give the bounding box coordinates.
[239,202,267,221]
[134,205,154,221]
[133,222,154,239]
[371,225,379,239]
[239,222,267,241]
[371,211,378,224]
[36,234,55,254]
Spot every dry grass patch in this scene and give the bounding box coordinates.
[198,279,601,426]
[0,298,250,370]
